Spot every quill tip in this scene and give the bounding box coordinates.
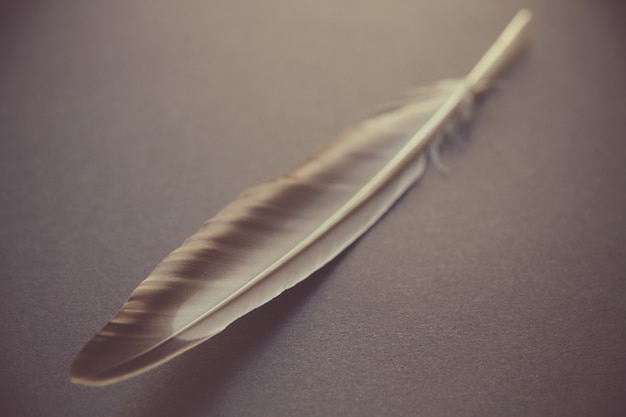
[464,8,532,92]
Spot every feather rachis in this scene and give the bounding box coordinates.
[70,10,531,386]
[70,89,449,384]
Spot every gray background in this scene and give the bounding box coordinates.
[2,1,625,416]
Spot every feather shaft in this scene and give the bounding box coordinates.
[69,10,531,386]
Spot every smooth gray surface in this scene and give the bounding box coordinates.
[2,1,625,416]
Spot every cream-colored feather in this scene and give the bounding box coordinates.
[70,10,531,386]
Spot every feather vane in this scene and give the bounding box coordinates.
[70,10,531,386]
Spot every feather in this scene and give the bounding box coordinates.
[69,9,532,386]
